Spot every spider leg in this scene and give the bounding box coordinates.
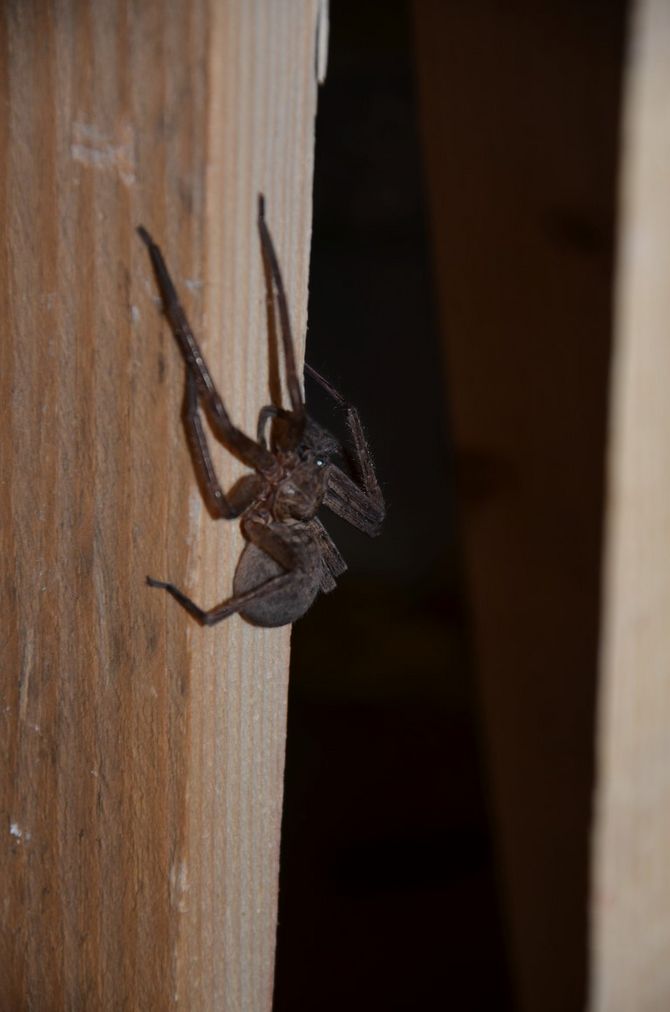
[306,365,385,534]
[183,368,262,518]
[324,466,384,536]
[147,519,307,626]
[147,572,291,626]
[307,517,347,592]
[257,195,305,422]
[138,226,274,474]
[256,404,292,448]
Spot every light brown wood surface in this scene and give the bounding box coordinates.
[0,2,325,1007]
[591,2,670,1008]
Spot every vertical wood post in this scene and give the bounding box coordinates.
[591,2,670,1008]
[413,2,623,1009]
[0,1,326,1007]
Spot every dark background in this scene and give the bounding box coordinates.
[274,2,627,1010]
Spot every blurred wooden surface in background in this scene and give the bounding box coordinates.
[413,1,625,1009]
[0,1,324,1007]
[591,2,670,1009]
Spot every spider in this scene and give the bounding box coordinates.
[138,195,385,627]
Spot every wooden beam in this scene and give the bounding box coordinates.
[0,1,325,1007]
[591,2,670,1008]
[412,2,624,1008]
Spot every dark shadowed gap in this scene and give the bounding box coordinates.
[273,3,513,1009]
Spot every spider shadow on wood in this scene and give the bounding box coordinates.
[138,195,385,628]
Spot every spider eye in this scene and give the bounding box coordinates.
[315,457,325,468]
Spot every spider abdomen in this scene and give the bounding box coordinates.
[233,523,322,627]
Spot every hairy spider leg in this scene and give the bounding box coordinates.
[146,572,289,626]
[255,404,292,448]
[182,368,261,518]
[147,519,312,626]
[304,362,345,405]
[257,195,305,424]
[308,516,347,592]
[324,465,385,536]
[137,225,274,475]
[305,364,385,535]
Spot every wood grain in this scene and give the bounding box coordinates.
[591,2,670,1008]
[0,1,324,1007]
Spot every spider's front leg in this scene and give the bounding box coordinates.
[138,225,273,475]
[182,368,262,519]
[306,365,385,536]
[255,404,292,448]
[308,516,347,592]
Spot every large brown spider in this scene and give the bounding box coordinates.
[138,196,384,627]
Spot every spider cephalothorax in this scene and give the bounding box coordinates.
[138,196,384,627]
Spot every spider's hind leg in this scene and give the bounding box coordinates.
[148,519,323,628]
